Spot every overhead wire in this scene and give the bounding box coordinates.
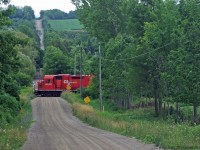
[98,7,196,63]
[102,38,175,62]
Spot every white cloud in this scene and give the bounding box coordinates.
[9,0,76,17]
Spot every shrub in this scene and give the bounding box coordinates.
[4,79,20,100]
[84,79,99,99]
[0,93,20,119]
[16,72,32,86]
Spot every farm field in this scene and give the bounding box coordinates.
[47,19,84,31]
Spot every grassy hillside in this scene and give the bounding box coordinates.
[47,19,84,31]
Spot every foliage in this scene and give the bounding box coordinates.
[72,0,124,42]
[0,2,12,28]
[73,0,200,122]
[17,51,36,77]
[43,46,70,74]
[5,31,37,87]
[0,2,36,149]
[9,5,35,20]
[44,30,72,54]
[11,19,40,45]
[9,5,41,69]
[42,19,97,76]
[84,79,99,99]
[0,87,33,150]
[0,30,20,95]
[16,72,32,86]
[0,93,20,123]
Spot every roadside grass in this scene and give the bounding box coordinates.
[62,92,200,150]
[0,87,33,150]
[47,19,84,31]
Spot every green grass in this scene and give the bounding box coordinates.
[0,87,34,150]
[61,92,200,150]
[47,19,84,31]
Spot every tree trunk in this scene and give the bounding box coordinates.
[158,98,162,116]
[146,97,148,108]
[153,79,159,116]
[176,101,179,123]
[193,97,198,123]
[167,102,170,116]
[164,103,166,111]
[127,94,131,110]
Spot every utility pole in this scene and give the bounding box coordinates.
[99,44,102,112]
[80,45,83,98]
[74,54,76,75]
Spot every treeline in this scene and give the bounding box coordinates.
[0,3,41,126]
[40,9,76,19]
[73,0,200,123]
[8,5,77,20]
[8,5,35,20]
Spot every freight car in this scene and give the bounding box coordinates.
[33,74,93,97]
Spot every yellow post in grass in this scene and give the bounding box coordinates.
[66,85,71,93]
[84,96,90,104]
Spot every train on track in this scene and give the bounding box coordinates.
[33,74,93,97]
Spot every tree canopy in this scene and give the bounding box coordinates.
[73,0,200,121]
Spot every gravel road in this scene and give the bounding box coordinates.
[35,20,44,50]
[22,97,162,150]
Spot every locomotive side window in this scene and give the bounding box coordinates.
[46,79,51,83]
[72,76,81,79]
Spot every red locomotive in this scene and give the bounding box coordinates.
[33,74,93,96]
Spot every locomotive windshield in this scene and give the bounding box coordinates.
[55,76,62,79]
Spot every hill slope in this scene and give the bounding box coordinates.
[47,19,84,31]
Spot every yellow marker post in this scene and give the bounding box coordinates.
[84,96,91,104]
[66,85,71,92]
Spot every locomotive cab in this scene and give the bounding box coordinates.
[34,75,62,97]
[43,75,55,90]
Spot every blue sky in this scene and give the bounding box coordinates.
[9,0,76,17]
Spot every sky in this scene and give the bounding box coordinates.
[9,0,76,17]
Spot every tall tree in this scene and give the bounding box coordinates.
[72,0,123,42]
[43,46,70,74]
[135,0,179,116]
[162,0,200,122]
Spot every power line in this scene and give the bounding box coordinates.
[102,41,174,62]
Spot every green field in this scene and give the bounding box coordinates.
[47,19,84,31]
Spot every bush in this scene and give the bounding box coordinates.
[77,88,90,98]
[0,87,33,150]
[4,79,20,100]
[0,93,20,120]
[83,81,99,99]
[179,106,193,121]
[16,72,32,86]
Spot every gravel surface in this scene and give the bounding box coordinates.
[22,97,162,150]
[35,20,44,50]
